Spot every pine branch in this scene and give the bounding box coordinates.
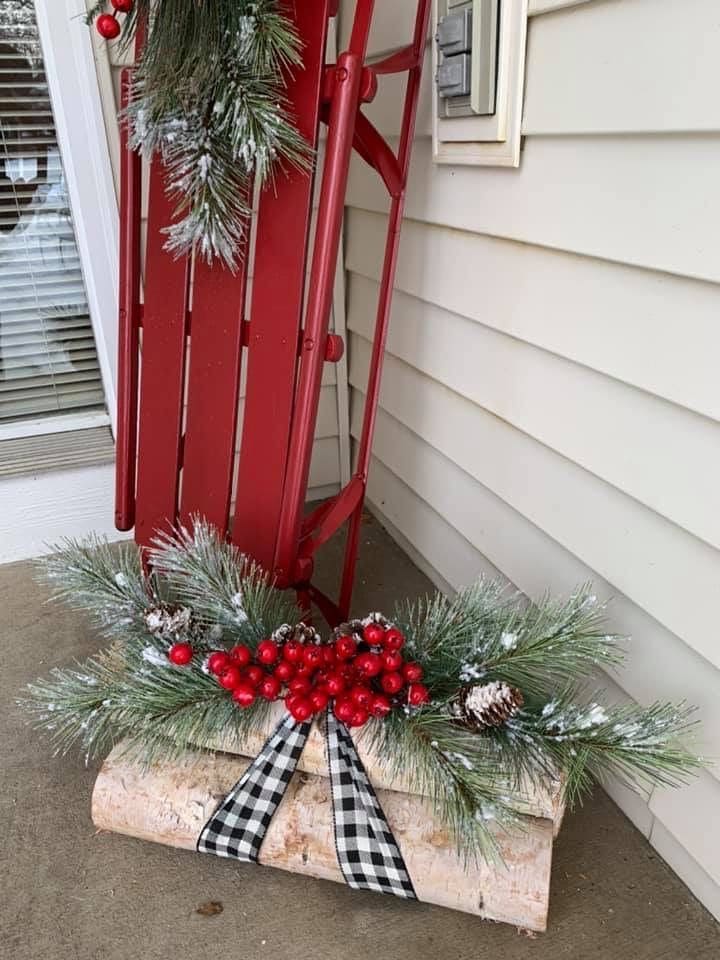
[365,707,524,863]
[114,0,310,268]
[148,519,299,645]
[396,581,622,701]
[22,634,274,765]
[38,536,155,640]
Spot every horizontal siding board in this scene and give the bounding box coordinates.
[524,0,720,135]
[348,272,720,549]
[346,210,720,423]
[339,1,421,58]
[347,135,720,285]
[650,773,720,887]
[649,820,720,922]
[350,401,720,767]
[348,335,720,672]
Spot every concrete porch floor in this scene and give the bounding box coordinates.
[2,514,719,960]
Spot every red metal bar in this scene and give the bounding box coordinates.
[352,112,403,197]
[339,0,432,615]
[114,67,142,531]
[272,41,368,585]
[372,44,421,75]
[231,0,332,574]
[298,475,364,558]
[134,162,191,545]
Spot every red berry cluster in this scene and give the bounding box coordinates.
[95,0,133,41]
[167,621,429,729]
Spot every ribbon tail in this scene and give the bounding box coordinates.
[326,708,417,899]
[197,713,312,862]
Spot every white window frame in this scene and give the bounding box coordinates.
[16,0,121,438]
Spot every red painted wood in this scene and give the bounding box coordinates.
[134,161,191,545]
[179,236,249,533]
[114,68,142,531]
[230,0,331,574]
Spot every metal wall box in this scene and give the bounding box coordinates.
[437,53,472,99]
[435,0,498,119]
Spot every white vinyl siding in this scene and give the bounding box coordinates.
[340,0,720,920]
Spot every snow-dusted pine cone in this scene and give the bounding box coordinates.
[452,681,525,730]
[143,604,194,640]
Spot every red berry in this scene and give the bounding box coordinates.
[256,639,280,665]
[362,622,385,646]
[322,645,337,667]
[168,642,193,666]
[232,682,256,708]
[350,707,370,728]
[383,627,405,651]
[309,689,329,713]
[325,672,346,697]
[402,661,424,683]
[369,693,392,718]
[285,693,302,713]
[282,640,304,663]
[408,682,430,706]
[335,635,357,660]
[294,663,315,678]
[381,650,403,672]
[229,644,252,667]
[334,698,355,724]
[289,698,313,723]
[96,13,121,39]
[111,0,133,11]
[380,671,404,695]
[207,651,230,674]
[258,675,282,701]
[350,685,373,709]
[273,660,295,683]
[303,645,324,670]
[218,665,243,690]
[288,676,312,696]
[354,652,383,678]
[243,665,264,688]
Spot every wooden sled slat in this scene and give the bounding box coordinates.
[134,162,191,544]
[231,0,332,574]
[179,251,249,533]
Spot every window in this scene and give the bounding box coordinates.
[0,0,107,429]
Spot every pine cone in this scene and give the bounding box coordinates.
[335,619,365,641]
[293,622,321,645]
[453,681,524,731]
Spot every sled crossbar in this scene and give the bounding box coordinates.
[115,0,431,624]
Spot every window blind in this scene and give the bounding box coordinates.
[0,1,106,424]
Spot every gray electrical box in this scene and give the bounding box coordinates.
[435,0,499,119]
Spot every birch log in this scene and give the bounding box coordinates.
[92,743,555,931]
[192,703,566,830]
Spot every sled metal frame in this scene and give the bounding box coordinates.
[115,0,432,625]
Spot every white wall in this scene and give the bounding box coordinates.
[340,0,720,919]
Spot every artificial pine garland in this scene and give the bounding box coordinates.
[23,521,702,860]
[88,0,310,269]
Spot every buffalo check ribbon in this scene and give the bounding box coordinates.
[197,709,417,900]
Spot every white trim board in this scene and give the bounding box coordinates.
[34,0,120,436]
[0,463,130,564]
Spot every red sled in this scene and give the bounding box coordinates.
[114,0,432,625]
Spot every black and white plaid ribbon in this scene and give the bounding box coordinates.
[197,713,311,861]
[197,709,416,900]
